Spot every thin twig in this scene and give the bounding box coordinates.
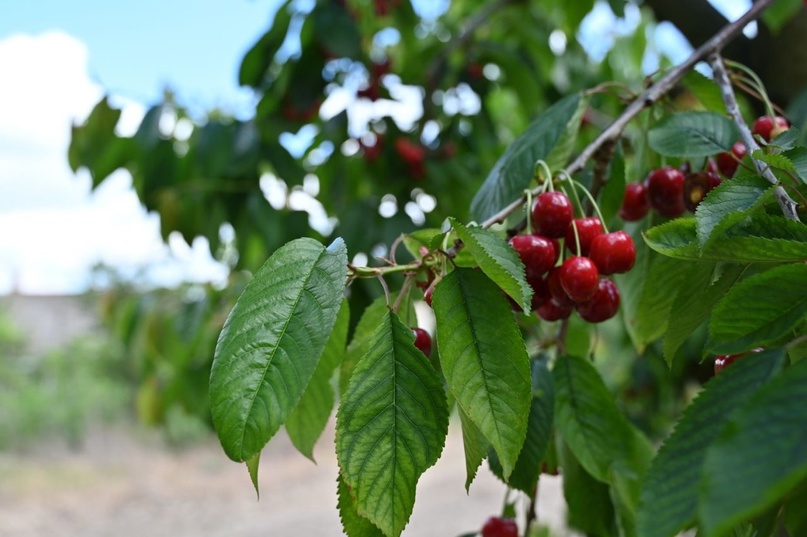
[708,53,800,221]
[479,0,778,229]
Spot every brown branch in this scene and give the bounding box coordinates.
[479,0,778,229]
[708,53,800,221]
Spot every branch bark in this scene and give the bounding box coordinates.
[480,0,778,229]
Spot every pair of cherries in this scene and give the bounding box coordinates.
[510,191,636,323]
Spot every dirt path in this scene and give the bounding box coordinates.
[0,422,573,537]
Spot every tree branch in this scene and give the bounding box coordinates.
[708,53,800,221]
[480,0,778,229]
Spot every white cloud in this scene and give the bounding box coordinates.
[0,31,227,295]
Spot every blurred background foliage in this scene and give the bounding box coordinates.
[63,0,807,443]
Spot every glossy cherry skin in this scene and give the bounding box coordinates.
[646,166,686,217]
[481,516,519,537]
[423,286,433,307]
[565,217,604,256]
[619,182,650,221]
[559,256,600,303]
[589,231,636,275]
[509,234,557,276]
[714,347,764,375]
[716,141,746,178]
[546,267,576,308]
[752,116,789,142]
[532,191,574,238]
[536,297,574,321]
[412,328,432,357]
[576,279,620,323]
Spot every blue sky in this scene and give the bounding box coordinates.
[0,0,281,115]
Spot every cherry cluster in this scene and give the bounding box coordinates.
[619,115,790,221]
[510,190,636,324]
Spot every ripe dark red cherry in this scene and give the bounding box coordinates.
[559,256,600,303]
[683,170,721,212]
[509,234,557,276]
[547,267,576,308]
[752,115,789,142]
[527,274,550,311]
[714,347,764,375]
[423,286,433,307]
[619,182,650,221]
[646,166,686,217]
[716,141,746,178]
[589,231,636,275]
[576,279,620,323]
[481,516,519,537]
[412,328,432,357]
[565,217,604,256]
[532,191,574,238]
[536,297,573,321]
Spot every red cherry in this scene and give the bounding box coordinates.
[509,235,557,277]
[527,273,550,311]
[619,182,650,221]
[752,116,790,142]
[576,279,620,323]
[589,231,636,275]
[395,138,425,165]
[532,191,574,238]
[536,297,573,321]
[559,256,600,303]
[716,141,746,178]
[412,328,432,357]
[481,516,519,537]
[564,217,604,256]
[423,286,433,307]
[714,347,764,375]
[547,267,576,308]
[646,166,686,217]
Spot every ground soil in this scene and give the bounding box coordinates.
[0,421,574,537]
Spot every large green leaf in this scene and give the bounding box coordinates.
[636,348,785,537]
[209,237,348,462]
[470,93,586,222]
[458,405,489,492]
[699,358,807,536]
[338,473,385,537]
[336,311,449,537]
[238,1,293,88]
[488,358,554,498]
[559,438,619,537]
[695,176,771,247]
[702,212,807,263]
[648,111,738,157]
[783,146,807,183]
[450,218,532,312]
[285,299,349,461]
[643,218,701,260]
[553,354,653,515]
[433,268,531,478]
[662,264,746,365]
[708,263,807,354]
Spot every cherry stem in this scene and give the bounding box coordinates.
[565,176,610,234]
[725,59,776,118]
[534,160,554,192]
[392,274,416,314]
[524,189,535,234]
[377,274,392,308]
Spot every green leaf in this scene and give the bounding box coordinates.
[708,264,807,354]
[637,348,785,537]
[553,354,653,513]
[338,473,385,537]
[643,218,701,260]
[209,237,348,462]
[783,479,807,537]
[702,212,807,263]
[336,311,449,537]
[599,147,627,226]
[285,299,349,461]
[761,0,803,33]
[246,452,261,498]
[699,358,807,536]
[488,358,554,498]
[662,263,746,365]
[458,405,489,492]
[750,148,797,174]
[433,268,531,478]
[449,218,532,312]
[648,111,738,158]
[402,228,441,260]
[681,70,726,112]
[68,97,130,186]
[239,2,293,88]
[341,294,392,396]
[471,93,586,222]
[783,146,807,183]
[695,175,771,247]
[559,438,619,537]
[313,2,361,59]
